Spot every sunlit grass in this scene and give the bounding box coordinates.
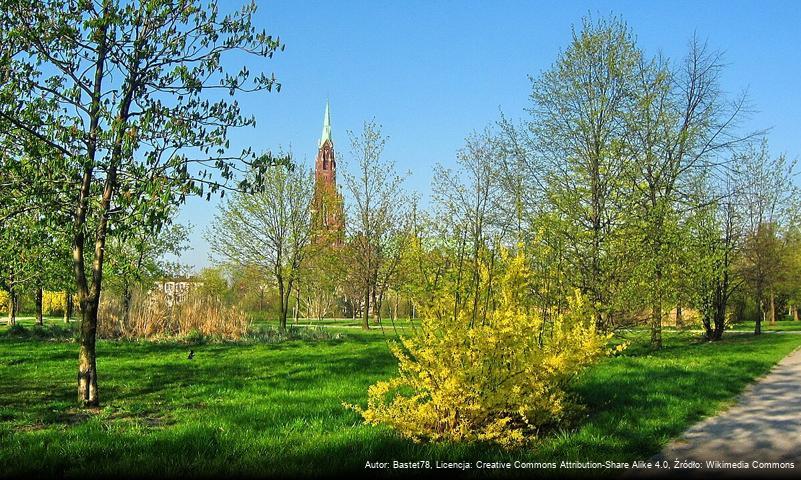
[729,318,801,332]
[1,320,799,477]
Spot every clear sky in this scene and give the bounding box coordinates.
[171,0,801,270]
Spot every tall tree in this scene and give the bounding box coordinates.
[342,120,409,330]
[735,140,799,334]
[1,0,283,406]
[526,16,640,331]
[432,130,503,327]
[207,163,314,331]
[626,37,754,347]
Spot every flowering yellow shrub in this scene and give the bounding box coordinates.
[42,291,70,316]
[0,290,8,314]
[350,249,613,447]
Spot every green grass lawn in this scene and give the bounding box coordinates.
[1,318,800,478]
[729,318,801,332]
[250,312,421,330]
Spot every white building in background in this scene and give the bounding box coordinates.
[152,277,203,306]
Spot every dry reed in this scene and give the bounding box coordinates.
[98,290,251,340]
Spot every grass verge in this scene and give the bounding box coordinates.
[0,324,799,477]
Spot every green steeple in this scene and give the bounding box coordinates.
[319,100,332,147]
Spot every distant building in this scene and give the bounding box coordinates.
[152,277,203,306]
[311,101,345,245]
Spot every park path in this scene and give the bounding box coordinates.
[633,346,801,477]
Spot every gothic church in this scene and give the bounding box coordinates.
[312,102,345,245]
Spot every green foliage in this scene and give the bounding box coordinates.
[1,0,288,403]
[104,220,191,297]
[206,162,315,328]
[1,322,77,340]
[196,267,230,301]
[524,15,643,329]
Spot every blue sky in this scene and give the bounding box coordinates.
[172,0,801,269]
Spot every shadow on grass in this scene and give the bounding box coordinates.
[0,332,799,477]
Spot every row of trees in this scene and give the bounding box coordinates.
[1,4,798,409]
[206,17,801,352]
[206,120,412,331]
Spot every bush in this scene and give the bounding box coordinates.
[350,249,614,447]
[1,323,77,340]
[4,324,28,336]
[41,291,78,316]
[0,289,8,314]
[246,325,343,344]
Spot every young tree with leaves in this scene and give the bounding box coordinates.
[342,120,409,330]
[207,163,314,331]
[104,218,190,323]
[432,130,504,327]
[526,16,641,331]
[626,37,754,347]
[735,140,799,334]
[1,0,284,406]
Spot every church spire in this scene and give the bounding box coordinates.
[319,100,332,147]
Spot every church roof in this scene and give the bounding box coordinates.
[319,101,332,148]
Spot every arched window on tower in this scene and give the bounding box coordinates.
[322,158,328,170]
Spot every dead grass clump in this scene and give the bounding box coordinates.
[98,290,251,340]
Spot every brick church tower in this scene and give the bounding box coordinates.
[312,101,345,245]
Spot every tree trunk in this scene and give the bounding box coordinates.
[712,294,726,341]
[793,306,799,321]
[362,288,370,330]
[650,263,663,349]
[64,293,73,323]
[675,305,683,327]
[121,281,132,326]
[755,298,763,335]
[769,291,776,325]
[5,271,15,326]
[702,310,714,340]
[277,280,287,331]
[375,290,385,324]
[279,307,288,331]
[35,286,43,326]
[294,283,301,324]
[6,287,15,327]
[78,299,99,406]
[76,158,117,407]
[651,303,662,348]
[371,284,379,324]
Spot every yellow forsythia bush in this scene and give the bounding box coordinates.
[42,290,69,316]
[350,249,613,447]
[0,290,8,314]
